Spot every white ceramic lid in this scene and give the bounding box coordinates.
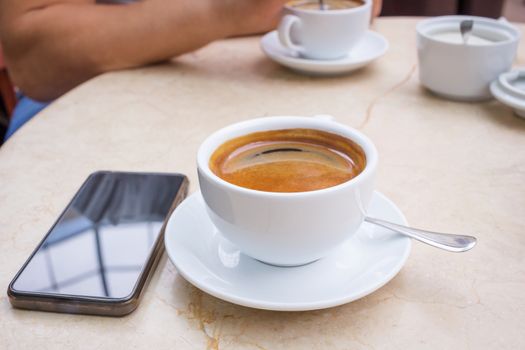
[490,68,525,119]
[498,69,525,99]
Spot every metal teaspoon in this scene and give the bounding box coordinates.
[460,19,474,44]
[365,216,477,252]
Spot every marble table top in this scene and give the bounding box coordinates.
[1,17,524,350]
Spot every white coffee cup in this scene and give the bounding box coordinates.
[197,116,378,266]
[417,16,520,101]
[278,0,371,60]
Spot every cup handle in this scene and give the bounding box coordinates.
[278,15,305,54]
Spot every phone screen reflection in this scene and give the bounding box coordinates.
[13,172,182,298]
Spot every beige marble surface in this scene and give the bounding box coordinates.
[1,18,525,349]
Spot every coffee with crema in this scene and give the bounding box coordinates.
[289,0,364,10]
[209,128,366,193]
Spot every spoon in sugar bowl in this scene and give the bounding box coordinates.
[364,216,477,252]
[460,19,474,44]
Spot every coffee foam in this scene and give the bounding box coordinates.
[210,128,366,192]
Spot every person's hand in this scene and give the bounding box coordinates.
[222,0,381,37]
[372,0,382,17]
[220,0,289,37]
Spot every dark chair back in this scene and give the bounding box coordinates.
[381,0,504,18]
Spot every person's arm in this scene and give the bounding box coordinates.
[372,0,382,17]
[0,0,286,101]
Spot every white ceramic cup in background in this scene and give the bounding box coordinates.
[278,0,371,60]
[417,16,520,101]
[197,116,378,266]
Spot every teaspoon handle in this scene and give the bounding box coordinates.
[364,217,477,252]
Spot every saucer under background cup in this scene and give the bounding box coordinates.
[260,30,389,76]
[164,191,411,311]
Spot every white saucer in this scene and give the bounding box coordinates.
[260,30,389,76]
[165,191,411,311]
[491,69,525,119]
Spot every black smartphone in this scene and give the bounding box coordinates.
[8,171,188,316]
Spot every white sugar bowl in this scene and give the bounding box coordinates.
[416,16,520,101]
